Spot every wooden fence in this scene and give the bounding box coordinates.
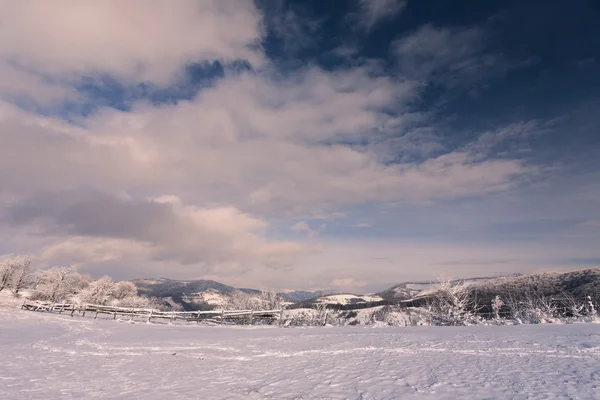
[21,300,283,325]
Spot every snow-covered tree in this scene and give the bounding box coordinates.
[0,260,15,292]
[31,265,88,302]
[224,290,284,311]
[491,295,504,320]
[426,278,478,326]
[112,281,138,300]
[79,276,116,305]
[0,257,32,297]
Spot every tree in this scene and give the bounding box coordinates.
[224,290,284,311]
[225,290,256,310]
[491,295,504,320]
[426,277,478,326]
[0,260,15,292]
[0,257,32,296]
[10,258,31,297]
[112,281,138,300]
[79,276,116,305]
[31,265,87,302]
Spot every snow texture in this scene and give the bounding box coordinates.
[317,294,383,305]
[0,309,599,399]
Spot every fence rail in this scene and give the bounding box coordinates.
[21,300,282,325]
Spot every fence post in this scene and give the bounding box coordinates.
[59,304,66,314]
[249,310,254,325]
[279,309,284,326]
[70,306,76,317]
[147,310,153,323]
[197,310,201,324]
[82,304,87,318]
[130,309,135,322]
[170,311,175,324]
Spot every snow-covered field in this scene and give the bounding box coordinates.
[1,310,598,399]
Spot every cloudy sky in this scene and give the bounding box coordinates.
[1,0,599,292]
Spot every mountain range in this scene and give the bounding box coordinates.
[133,268,600,311]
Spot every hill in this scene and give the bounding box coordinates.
[132,278,326,311]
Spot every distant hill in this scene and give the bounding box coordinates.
[131,268,600,311]
[376,275,509,302]
[382,268,600,309]
[132,278,327,311]
[468,267,600,305]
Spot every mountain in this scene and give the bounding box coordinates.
[132,278,327,311]
[467,268,600,304]
[378,268,600,308]
[131,268,600,311]
[376,275,518,302]
[133,279,244,311]
[277,289,331,303]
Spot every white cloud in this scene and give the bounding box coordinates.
[0,0,263,87]
[291,221,318,238]
[578,220,600,229]
[349,222,373,228]
[392,23,530,87]
[357,0,407,30]
[5,192,314,273]
[0,4,558,286]
[330,278,366,291]
[0,65,536,214]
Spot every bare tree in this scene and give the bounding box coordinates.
[10,258,31,297]
[426,277,478,326]
[0,260,14,292]
[0,257,32,296]
[491,295,504,320]
[31,265,87,302]
[112,281,138,300]
[79,276,116,305]
[225,290,257,310]
[257,290,284,310]
[224,290,284,311]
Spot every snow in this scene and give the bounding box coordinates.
[317,293,383,305]
[1,308,598,399]
[181,288,229,307]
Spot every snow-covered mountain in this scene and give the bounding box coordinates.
[131,268,599,311]
[132,278,327,311]
[376,275,508,302]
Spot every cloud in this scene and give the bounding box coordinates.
[288,238,600,292]
[3,191,313,272]
[0,58,543,282]
[349,222,373,228]
[290,221,319,238]
[0,0,263,90]
[0,64,537,215]
[0,3,560,287]
[330,278,366,291]
[392,23,529,87]
[356,0,407,30]
[578,220,600,229]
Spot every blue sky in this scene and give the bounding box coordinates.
[0,0,599,292]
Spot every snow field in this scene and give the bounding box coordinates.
[1,309,599,399]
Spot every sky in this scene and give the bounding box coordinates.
[0,0,599,293]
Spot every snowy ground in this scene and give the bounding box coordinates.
[0,310,599,399]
